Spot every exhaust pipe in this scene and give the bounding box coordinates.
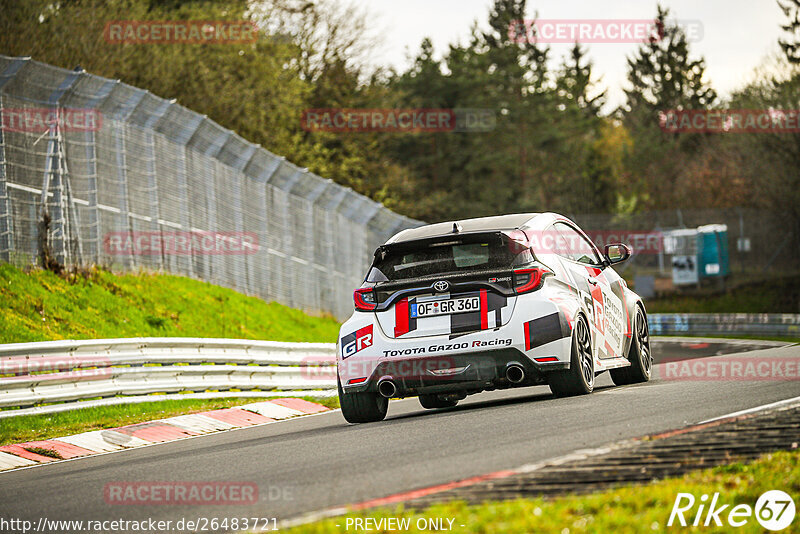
[506,364,525,384]
[377,378,397,398]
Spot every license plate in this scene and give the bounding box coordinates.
[411,296,481,318]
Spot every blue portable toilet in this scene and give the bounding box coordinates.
[696,224,730,280]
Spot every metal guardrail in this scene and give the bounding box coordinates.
[1,316,797,412]
[0,338,337,410]
[649,313,800,338]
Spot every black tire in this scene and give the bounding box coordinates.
[418,394,458,409]
[338,378,388,423]
[610,305,653,386]
[549,314,594,397]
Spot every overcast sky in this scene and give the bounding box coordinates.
[364,0,786,112]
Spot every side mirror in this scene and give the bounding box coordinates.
[605,243,631,265]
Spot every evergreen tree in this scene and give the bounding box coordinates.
[620,5,717,211]
[557,43,605,115]
[623,5,716,114]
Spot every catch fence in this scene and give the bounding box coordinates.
[0,55,419,319]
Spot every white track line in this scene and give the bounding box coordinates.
[280,394,800,529]
[698,395,800,424]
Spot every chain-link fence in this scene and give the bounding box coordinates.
[0,55,420,320]
[571,208,799,278]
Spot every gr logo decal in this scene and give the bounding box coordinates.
[341,325,373,359]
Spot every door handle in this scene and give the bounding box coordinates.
[587,278,597,286]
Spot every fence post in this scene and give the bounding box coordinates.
[83,80,117,263]
[0,58,30,264]
[111,90,145,270]
[0,108,10,263]
[186,124,230,285]
[258,155,283,303]
[322,187,349,318]
[171,110,203,279]
[281,168,303,308]
[141,97,172,271]
[231,143,256,294]
[300,178,330,312]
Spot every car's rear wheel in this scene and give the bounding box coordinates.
[548,315,594,397]
[610,305,652,385]
[338,378,388,423]
[418,394,458,409]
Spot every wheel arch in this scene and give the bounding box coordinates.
[571,309,593,364]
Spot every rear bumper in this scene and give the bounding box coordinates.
[340,348,568,396]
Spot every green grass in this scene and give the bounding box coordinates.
[0,396,340,446]
[285,450,800,534]
[0,265,343,446]
[0,264,341,343]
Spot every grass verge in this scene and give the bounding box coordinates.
[644,274,800,314]
[0,396,340,446]
[0,264,341,343]
[283,450,800,534]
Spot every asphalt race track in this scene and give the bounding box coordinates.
[0,339,797,531]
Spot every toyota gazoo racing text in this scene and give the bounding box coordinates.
[336,213,652,423]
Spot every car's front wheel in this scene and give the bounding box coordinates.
[610,305,652,385]
[418,394,458,409]
[338,378,388,423]
[548,314,594,397]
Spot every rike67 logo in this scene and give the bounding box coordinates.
[342,325,373,359]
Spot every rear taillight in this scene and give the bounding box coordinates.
[354,288,377,311]
[514,267,551,294]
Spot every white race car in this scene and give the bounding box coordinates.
[337,213,652,423]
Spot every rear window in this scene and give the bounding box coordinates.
[367,234,533,282]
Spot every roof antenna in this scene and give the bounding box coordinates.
[452,222,462,233]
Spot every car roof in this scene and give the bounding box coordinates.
[386,213,542,244]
